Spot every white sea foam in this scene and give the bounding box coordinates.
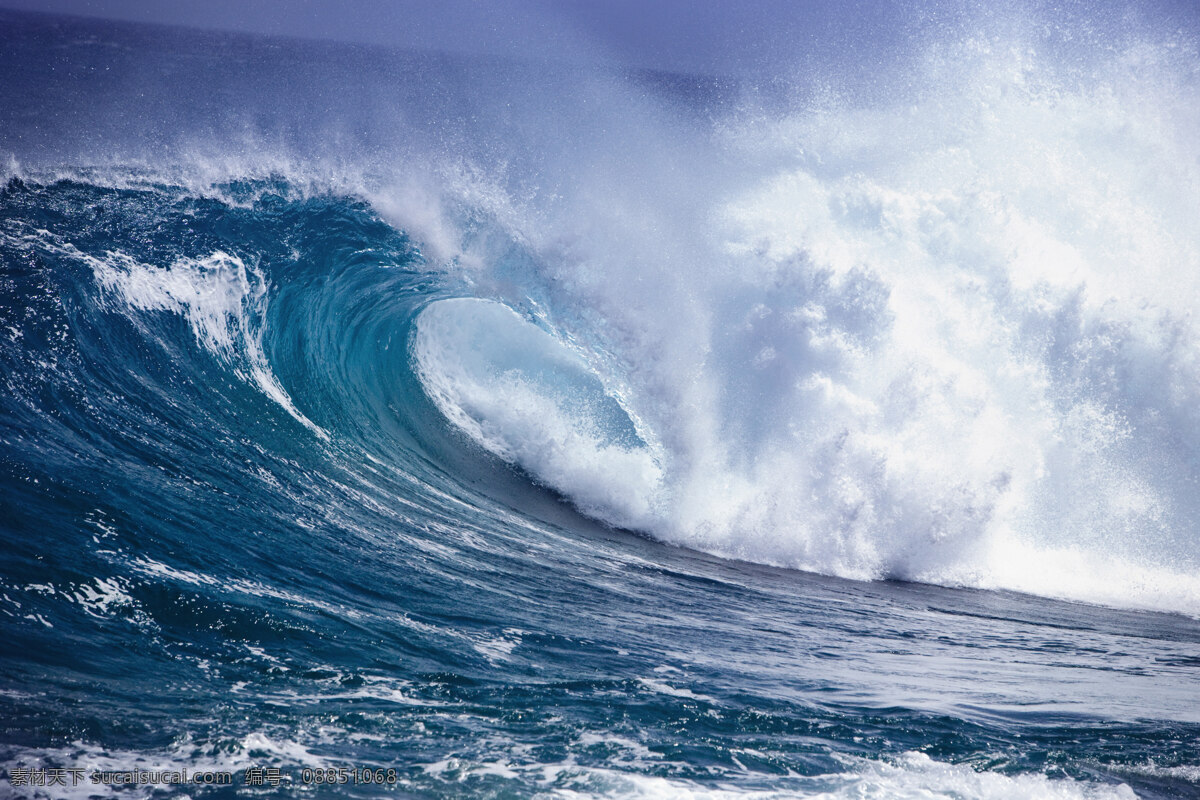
[413,297,664,530]
[128,555,363,619]
[413,751,1137,800]
[635,678,716,704]
[2,733,324,800]
[89,247,329,440]
[2,743,1139,800]
[406,14,1200,616]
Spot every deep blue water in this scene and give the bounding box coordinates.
[3,7,1200,799]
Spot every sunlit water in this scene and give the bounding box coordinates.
[2,5,1199,798]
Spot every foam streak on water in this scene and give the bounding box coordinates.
[1,4,1199,800]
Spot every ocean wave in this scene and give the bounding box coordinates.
[3,7,1199,796]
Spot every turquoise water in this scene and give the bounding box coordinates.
[2,7,1200,798]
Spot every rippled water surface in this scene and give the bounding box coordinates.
[2,5,1200,798]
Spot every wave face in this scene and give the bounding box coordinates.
[397,9,1200,614]
[2,4,1200,799]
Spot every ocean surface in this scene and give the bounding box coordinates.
[2,4,1200,798]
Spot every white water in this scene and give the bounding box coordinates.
[408,11,1200,616]
[88,246,328,439]
[3,742,1141,800]
[15,1,1195,617]
[413,298,664,529]
[418,751,1138,800]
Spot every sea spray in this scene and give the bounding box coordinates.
[3,6,1199,799]
[405,12,1200,614]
